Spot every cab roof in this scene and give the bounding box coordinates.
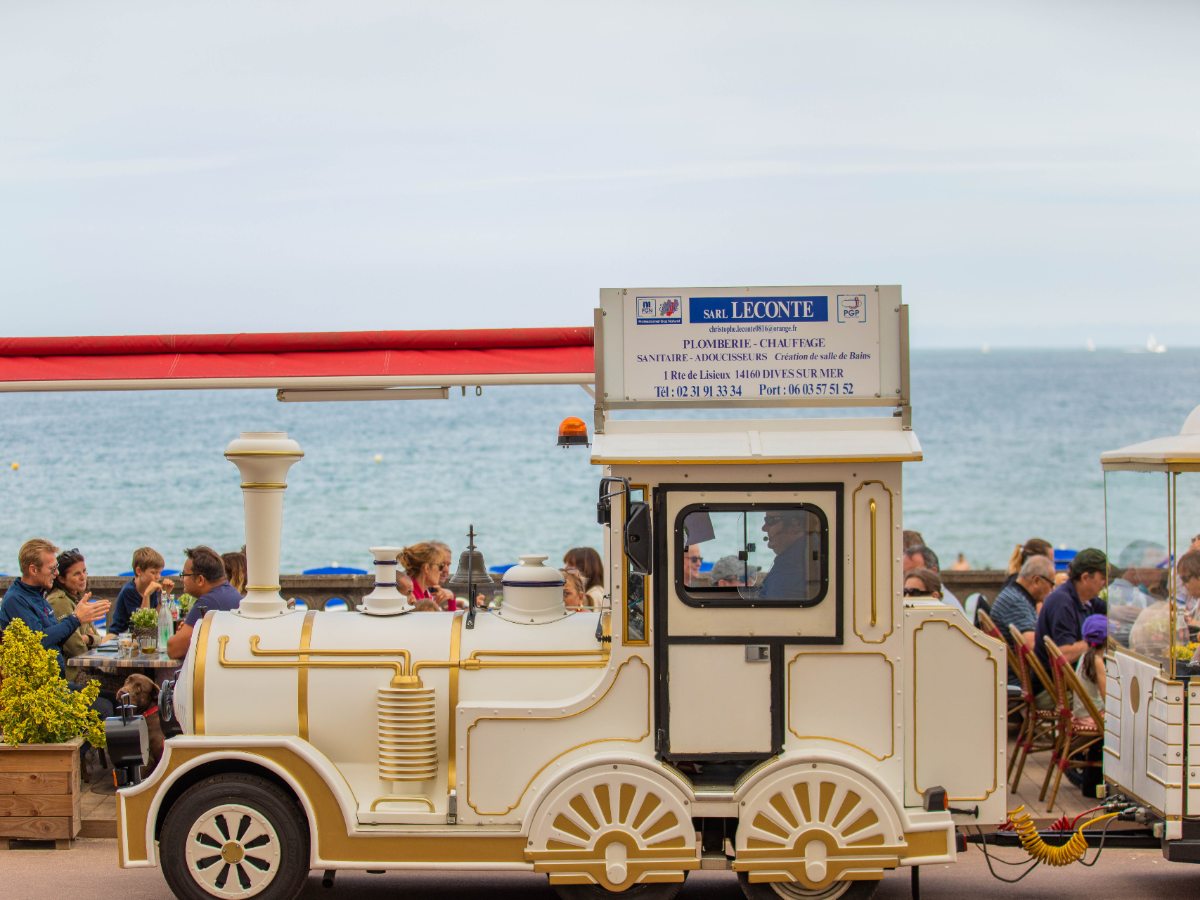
[591,416,922,466]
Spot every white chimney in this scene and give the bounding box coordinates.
[224,432,304,618]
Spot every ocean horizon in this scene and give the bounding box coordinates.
[1,347,1197,576]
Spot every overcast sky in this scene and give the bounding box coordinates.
[2,1,1197,347]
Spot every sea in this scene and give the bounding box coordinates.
[1,348,1198,576]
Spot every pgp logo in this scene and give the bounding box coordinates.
[635,296,682,325]
[837,294,867,324]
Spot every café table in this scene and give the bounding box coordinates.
[68,646,181,690]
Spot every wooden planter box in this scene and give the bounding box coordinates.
[0,736,83,841]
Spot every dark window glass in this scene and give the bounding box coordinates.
[680,506,827,606]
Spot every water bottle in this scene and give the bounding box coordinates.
[158,597,173,652]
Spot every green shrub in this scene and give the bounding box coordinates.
[0,619,105,747]
[129,608,158,631]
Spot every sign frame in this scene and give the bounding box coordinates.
[596,285,908,413]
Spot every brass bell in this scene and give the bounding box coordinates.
[445,526,495,601]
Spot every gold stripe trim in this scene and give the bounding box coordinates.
[466,656,651,816]
[246,585,282,592]
[193,612,213,735]
[591,455,922,466]
[786,652,896,760]
[911,619,999,800]
[621,484,650,647]
[448,612,464,793]
[852,481,895,643]
[369,795,436,812]
[298,611,315,741]
[119,744,525,865]
[240,482,288,490]
[224,450,305,458]
[869,498,878,626]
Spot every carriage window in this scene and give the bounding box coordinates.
[679,505,827,607]
[624,487,648,643]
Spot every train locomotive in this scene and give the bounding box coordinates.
[112,287,1008,900]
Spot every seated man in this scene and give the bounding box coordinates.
[1,538,111,677]
[1035,547,1108,671]
[759,510,810,600]
[989,555,1055,687]
[710,555,759,588]
[166,546,241,660]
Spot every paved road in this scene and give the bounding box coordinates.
[2,838,1197,899]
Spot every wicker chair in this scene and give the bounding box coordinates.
[1041,636,1105,811]
[1007,623,1058,792]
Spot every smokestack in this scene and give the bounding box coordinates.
[224,432,304,618]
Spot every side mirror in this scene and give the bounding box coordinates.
[625,501,652,575]
[597,476,630,526]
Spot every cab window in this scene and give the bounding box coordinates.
[678,505,827,607]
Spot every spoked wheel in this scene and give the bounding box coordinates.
[737,873,879,900]
[161,773,310,900]
[553,880,686,900]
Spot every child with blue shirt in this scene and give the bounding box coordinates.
[106,546,174,639]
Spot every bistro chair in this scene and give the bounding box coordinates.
[1007,624,1059,792]
[977,610,1025,726]
[1041,637,1105,811]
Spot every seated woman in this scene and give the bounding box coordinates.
[564,547,605,607]
[399,542,456,611]
[46,548,103,658]
[903,567,943,601]
[563,568,588,611]
[222,550,248,596]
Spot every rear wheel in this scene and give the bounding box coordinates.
[161,773,310,900]
[737,873,878,900]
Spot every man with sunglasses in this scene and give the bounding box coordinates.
[166,545,241,660]
[0,538,110,677]
[1034,548,1109,671]
[989,556,1056,684]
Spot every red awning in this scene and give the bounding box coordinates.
[0,327,595,392]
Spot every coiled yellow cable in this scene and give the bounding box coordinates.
[1008,805,1120,866]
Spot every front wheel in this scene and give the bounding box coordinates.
[160,773,310,900]
[737,872,879,900]
[554,880,686,900]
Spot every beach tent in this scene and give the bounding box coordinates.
[0,327,594,395]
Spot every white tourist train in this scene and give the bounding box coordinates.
[105,287,1010,900]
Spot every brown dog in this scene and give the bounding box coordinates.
[118,673,164,773]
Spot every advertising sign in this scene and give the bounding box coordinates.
[601,286,902,406]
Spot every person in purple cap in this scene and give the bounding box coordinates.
[1074,614,1107,723]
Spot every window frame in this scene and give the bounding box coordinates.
[674,500,831,609]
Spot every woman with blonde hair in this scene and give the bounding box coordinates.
[222,550,248,596]
[563,547,604,607]
[399,542,456,610]
[1007,538,1053,576]
[563,569,588,611]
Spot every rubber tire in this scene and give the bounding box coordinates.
[160,773,310,900]
[736,872,879,900]
[552,878,687,900]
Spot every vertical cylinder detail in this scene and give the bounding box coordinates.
[224,432,304,618]
[378,685,438,782]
